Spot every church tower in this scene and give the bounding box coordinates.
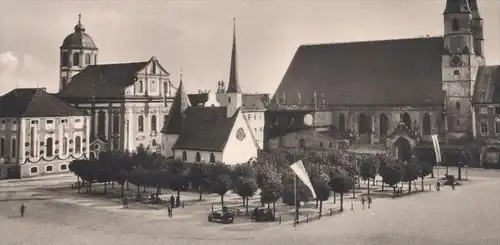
[442,0,483,136]
[226,18,243,118]
[59,14,99,92]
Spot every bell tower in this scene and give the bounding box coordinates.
[59,14,99,92]
[442,0,481,136]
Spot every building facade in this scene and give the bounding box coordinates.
[266,0,498,167]
[56,15,176,155]
[0,88,90,179]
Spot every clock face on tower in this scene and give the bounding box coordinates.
[451,55,462,67]
[236,128,246,141]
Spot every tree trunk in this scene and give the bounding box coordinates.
[121,184,125,197]
[136,185,140,198]
[245,197,249,215]
[220,195,225,208]
[104,182,107,194]
[340,193,344,212]
[393,186,396,198]
[242,197,245,206]
[458,167,462,180]
[198,186,203,201]
[267,202,270,209]
[382,182,385,191]
[177,190,180,203]
[319,200,323,218]
[421,177,424,192]
[126,181,130,191]
[372,178,375,186]
[272,202,276,218]
[367,179,371,195]
[315,198,319,208]
[352,184,356,198]
[156,185,161,198]
[112,181,115,189]
[77,177,81,193]
[431,168,435,178]
[408,181,411,193]
[143,185,146,193]
[333,192,336,203]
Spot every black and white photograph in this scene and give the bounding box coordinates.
[0,0,499,244]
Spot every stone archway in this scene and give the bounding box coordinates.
[394,137,412,162]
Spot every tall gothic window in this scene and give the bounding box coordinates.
[139,81,144,93]
[61,52,69,66]
[209,153,215,163]
[195,152,201,162]
[379,113,388,137]
[422,113,431,135]
[11,138,16,158]
[358,113,370,134]
[452,18,460,32]
[338,113,345,131]
[97,111,106,137]
[0,138,4,157]
[112,112,120,134]
[46,138,53,157]
[75,136,81,154]
[182,151,187,161]
[30,127,36,157]
[151,115,157,132]
[73,53,80,66]
[402,113,412,129]
[138,116,144,132]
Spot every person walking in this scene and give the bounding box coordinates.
[123,197,128,208]
[20,204,25,217]
[167,205,172,218]
[367,196,372,209]
[170,195,175,209]
[361,197,366,209]
[436,182,441,191]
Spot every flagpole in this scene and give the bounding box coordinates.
[294,173,297,228]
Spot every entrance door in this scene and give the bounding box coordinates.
[394,137,412,162]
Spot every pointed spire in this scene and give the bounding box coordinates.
[226,18,242,93]
[161,78,191,134]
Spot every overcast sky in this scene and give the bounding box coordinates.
[1,0,499,96]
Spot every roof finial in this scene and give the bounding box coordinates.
[78,13,82,25]
[180,68,183,82]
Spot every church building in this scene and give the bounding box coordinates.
[267,0,500,167]
[161,20,260,165]
[56,15,177,156]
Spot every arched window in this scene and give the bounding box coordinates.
[422,113,431,135]
[11,138,16,158]
[299,138,306,150]
[209,153,215,163]
[195,152,201,162]
[379,113,388,137]
[0,138,4,157]
[139,81,144,93]
[63,137,68,155]
[97,111,106,137]
[338,113,345,131]
[182,151,187,161]
[151,115,157,132]
[402,112,411,129]
[75,136,81,154]
[138,116,144,132]
[73,53,80,66]
[452,18,460,32]
[358,113,370,134]
[61,52,69,66]
[46,138,53,157]
[112,112,120,134]
[30,127,36,157]
[456,101,461,112]
[85,53,91,65]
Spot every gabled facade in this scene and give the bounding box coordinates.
[0,88,90,178]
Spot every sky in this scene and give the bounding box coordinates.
[0,0,499,96]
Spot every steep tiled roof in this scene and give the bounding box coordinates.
[487,66,500,103]
[161,81,191,134]
[174,107,239,151]
[242,94,269,111]
[57,61,149,99]
[0,88,87,118]
[443,0,472,14]
[473,66,498,103]
[272,37,445,107]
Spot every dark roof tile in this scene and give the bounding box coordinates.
[173,107,238,151]
[272,37,445,107]
[0,88,87,118]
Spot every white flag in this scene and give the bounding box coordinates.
[290,160,317,199]
[431,134,442,163]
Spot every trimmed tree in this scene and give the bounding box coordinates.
[418,161,433,191]
[188,162,209,201]
[328,174,353,212]
[234,176,258,214]
[206,162,233,208]
[260,180,282,217]
[402,162,422,193]
[312,178,330,217]
[281,182,311,222]
[380,162,405,198]
[359,159,377,195]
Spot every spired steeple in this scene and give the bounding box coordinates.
[161,76,191,134]
[226,18,242,94]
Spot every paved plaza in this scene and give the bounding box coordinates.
[0,168,499,245]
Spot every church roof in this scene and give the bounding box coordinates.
[473,66,499,104]
[161,81,191,134]
[485,66,500,103]
[272,37,446,107]
[242,94,269,111]
[0,88,87,118]
[57,61,150,99]
[173,107,239,151]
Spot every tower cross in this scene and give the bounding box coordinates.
[78,13,82,24]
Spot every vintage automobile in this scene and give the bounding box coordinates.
[252,207,275,222]
[208,209,235,224]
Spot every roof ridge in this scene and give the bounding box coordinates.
[20,88,41,117]
[301,36,443,47]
